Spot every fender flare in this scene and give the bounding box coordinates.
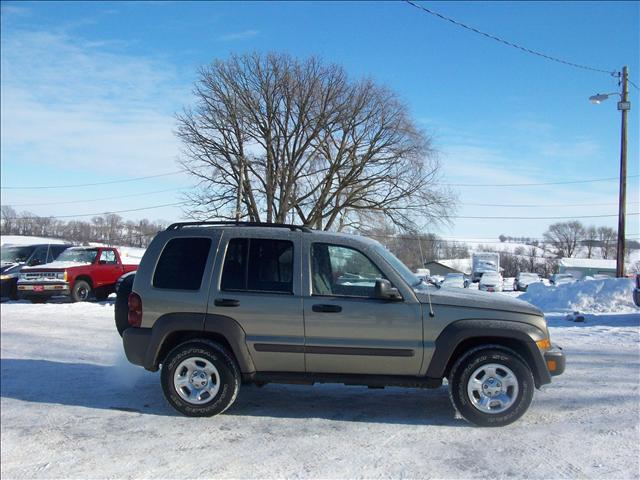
[143,312,256,373]
[425,319,551,387]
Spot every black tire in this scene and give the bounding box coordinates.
[161,340,241,417]
[71,280,92,302]
[115,273,135,337]
[449,347,534,427]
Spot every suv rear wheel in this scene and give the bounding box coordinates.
[161,340,240,417]
[449,347,534,427]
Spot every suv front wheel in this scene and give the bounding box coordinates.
[161,340,240,417]
[449,347,534,427]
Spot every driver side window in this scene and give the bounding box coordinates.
[99,250,117,264]
[311,243,385,298]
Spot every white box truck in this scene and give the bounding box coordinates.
[472,252,500,283]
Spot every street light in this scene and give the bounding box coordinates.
[589,92,618,104]
[589,65,630,278]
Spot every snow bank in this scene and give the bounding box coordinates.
[520,277,638,314]
[1,235,68,246]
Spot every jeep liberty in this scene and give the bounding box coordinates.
[120,222,565,426]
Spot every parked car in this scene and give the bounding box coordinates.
[17,246,137,303]
[514,272,542,291]
[479,272,504,292]
[550,273,575,286]
[440,273,468,289]
[120,221,564,427]
[634,274,639,307]
[1,243,71,300]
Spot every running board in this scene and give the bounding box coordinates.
[243,372,442,389]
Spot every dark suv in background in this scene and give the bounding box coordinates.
[1,243,71,300]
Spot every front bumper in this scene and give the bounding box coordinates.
[17,282,70,297]
[544,345,565,377]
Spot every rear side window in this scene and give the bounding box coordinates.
[153,237,212,290]
[221,238,293,293]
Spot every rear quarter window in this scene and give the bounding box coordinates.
[153,237,212,290]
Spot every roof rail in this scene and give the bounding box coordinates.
[165,221,313,232]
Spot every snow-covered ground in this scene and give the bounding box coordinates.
[1,290,639,478]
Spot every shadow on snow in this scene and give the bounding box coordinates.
[0,358,464,426]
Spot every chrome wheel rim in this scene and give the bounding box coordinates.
[467,363,519,414]
[173,357,221,405]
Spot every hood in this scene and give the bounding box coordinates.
[22,260,91,271]
[415,287,543,317]
[1,262,23,275]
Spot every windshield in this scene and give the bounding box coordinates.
[1,246,35,263]
[56,248,98,264]
[373,244,421,287]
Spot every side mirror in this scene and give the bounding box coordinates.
[374,279,402,301]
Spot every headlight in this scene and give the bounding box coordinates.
[56,272,65,280]
[0,274,16,280]
[18,273,26,281]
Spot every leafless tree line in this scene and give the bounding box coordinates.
[177,52,455,231]
[0,206,165,248]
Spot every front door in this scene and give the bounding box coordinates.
[303,242,423,376]
[93,250,121,288]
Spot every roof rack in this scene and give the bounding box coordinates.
[165,221,312,232]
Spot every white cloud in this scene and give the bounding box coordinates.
[1,29,190,176]
[218,29,259,42]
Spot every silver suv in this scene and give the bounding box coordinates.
[120,222,564,426]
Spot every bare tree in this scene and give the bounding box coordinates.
[582,225,598,258]
[597,226,617,259]
[0,205,17,234]
[176,52,453,231]
[543,221,585,258]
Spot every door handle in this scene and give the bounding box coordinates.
[214,298,240,307]
[312,304,342,313]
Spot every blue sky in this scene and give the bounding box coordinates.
[1,1,638,240]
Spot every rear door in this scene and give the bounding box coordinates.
[207,230,304,372]
[302,240,423,376]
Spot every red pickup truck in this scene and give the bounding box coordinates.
[17,246,138,303]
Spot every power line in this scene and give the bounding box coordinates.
[451,213,639,220]
[462,201,632,208]
[6,202,183,219]
[403,0,617,76]
[1,171,183,190]
[4,187,188,208]
[444,174,639,187]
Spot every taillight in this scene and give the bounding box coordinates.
[128,292,142,328]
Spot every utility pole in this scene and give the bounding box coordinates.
[616,66,629,277]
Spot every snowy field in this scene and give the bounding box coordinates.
[1,285,639,479]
